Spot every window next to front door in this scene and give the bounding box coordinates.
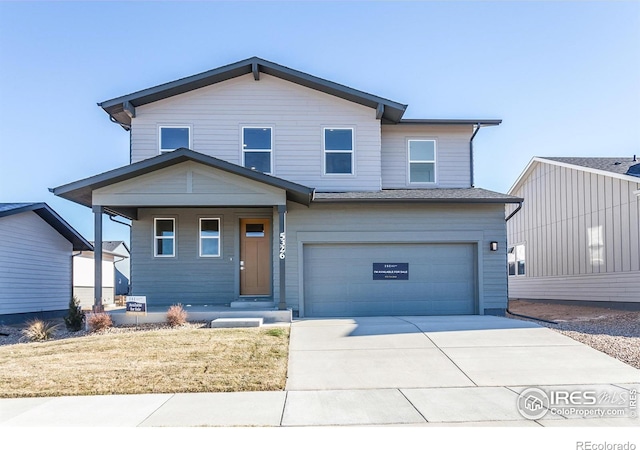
[199,218,221,257]
[242,127,272,174]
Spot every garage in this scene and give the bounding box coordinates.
[303,243,477,317]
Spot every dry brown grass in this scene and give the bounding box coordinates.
[0,327,289,398]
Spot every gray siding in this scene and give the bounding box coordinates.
[131,207,278,306]
[507,161,640,303]
[0,212,72,314]
[285,202,508,316]
[131,74,382,192]
[381,124,473,188]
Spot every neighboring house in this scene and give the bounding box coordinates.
[73,241,130,309]
[0,203,92,322]
[507,157,640,305]
[52,57,521,317]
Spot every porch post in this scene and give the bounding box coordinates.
[277,204,287,310]
[92,205,104,313]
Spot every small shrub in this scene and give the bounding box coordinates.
[87,313,112,332]
[64,296,85,332]
[166,304,187,327]
[22,319,59,342]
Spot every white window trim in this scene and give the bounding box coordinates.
[407,139,437,185]
[159,125,192,154]
[154,218,176,258]
[323,127,355,176]
[241,126,273,174]
[508,243,526,277]
[199,218,221,258]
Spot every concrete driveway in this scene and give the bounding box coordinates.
[282,315,639,426]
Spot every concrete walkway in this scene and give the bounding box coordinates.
[1,316,638,427]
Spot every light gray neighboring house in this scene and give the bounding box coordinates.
[507,157,640,305]
[52,57,521,317]
[0,203,92,322]
[73,241,130,309]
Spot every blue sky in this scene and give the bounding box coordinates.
[0,1,638,244]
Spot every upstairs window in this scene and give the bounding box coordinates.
[243,127,272,173]
[508,244,526,276]
[408,140,436,183]
[159,126,190,153]
[199,218,221,257]
[324,128,353,174]
[154,218,175,257]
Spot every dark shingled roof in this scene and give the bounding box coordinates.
[0,203,92,251]
[543,157,640,178]
[313,188,522,203]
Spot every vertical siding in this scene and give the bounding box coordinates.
[131,74,382,192]
[0,212,72,314]
[507,161,640,302]
[381,124,473,188]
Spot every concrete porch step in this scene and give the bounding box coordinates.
[211,318,263,328]
[230,299,275,309]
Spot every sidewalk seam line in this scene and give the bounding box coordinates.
[398,388,429,424]
[279,390,289,427]
[137,393,176,427]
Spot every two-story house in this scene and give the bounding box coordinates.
[52,57,521,318]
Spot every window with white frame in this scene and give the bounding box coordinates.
[199,218,221,257]
[159,126,190,153]
[154,218,175,257]
[508,244,526,276]
[243,127,272,173]
[324,128,353,174]
[408,140,436,183]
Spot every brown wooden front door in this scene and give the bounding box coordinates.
[240,218,271,296]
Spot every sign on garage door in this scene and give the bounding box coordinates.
[303,243,476,317]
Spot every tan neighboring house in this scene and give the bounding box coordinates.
[73,241,130,309]
[507,157,640,305]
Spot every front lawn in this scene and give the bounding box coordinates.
[0,326,289,398]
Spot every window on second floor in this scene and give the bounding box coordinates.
[243,127,272,174]
[408,140,436,183]
[324,128,354,175]
[159,126,190,153]
[508,244,526,276]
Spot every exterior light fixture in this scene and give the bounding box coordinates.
[490,242,498,251]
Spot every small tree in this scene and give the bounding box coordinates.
[64,296,85,332]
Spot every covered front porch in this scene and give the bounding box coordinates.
[52,149,314,315]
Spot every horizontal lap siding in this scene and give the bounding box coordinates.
[131,74,381,192]
[507,161,640,302]
[286,202,508,313]
[131,207,274,306]
[0,212,72,314]
[381,124,473,188]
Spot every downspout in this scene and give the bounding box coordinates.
[469,123,482,187]
[502,201,556,324]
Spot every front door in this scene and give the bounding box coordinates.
[240,218,272,296]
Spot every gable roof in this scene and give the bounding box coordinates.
[51,148,315,216]
[99,56,409,129]
[86,241,130,258]
[509,156,640,195]
[0,203,92,251]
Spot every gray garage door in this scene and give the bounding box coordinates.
[303,243,477,317]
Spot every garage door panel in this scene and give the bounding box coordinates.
[304,243,477,317]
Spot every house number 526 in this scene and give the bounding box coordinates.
[279,232,286,259]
